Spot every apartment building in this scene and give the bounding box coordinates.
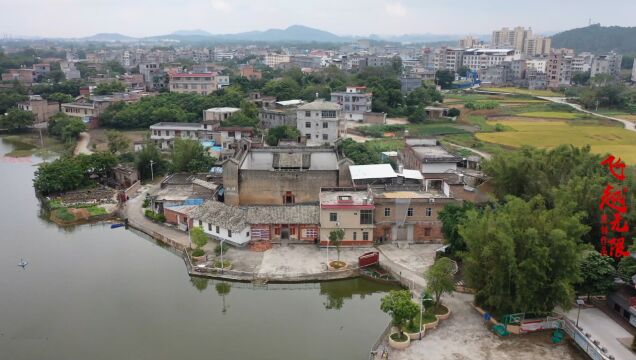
[458,36,483,49]
[60,61,81,80]
[591,52,623,78]
[139,63,167,91]
[547,48,574,89]
[259,99,304,129]
[296,100,341,145]
[461,48,516,71]
[1,68,36,84]
[319,188,375,246]
[168,73,229,95]
[491,27,532,52]
[150,122,201,150]
[203,107,240,129]
[330,86,372,121]
[290,55,322,69]
[366,55,394,68]
[526,59,548,73]
[17,95,60,124]
[265,53,290,68]
[572,53,594,73]
[433,48,464,72]
[524,36,551,56]
[402,138,461,174]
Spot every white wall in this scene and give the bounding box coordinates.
[421,162,457,174]
[199,221,251,246]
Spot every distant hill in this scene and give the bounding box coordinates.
[222,25,349,43]
[80,33,136,42]
[551,25,636,54]
[171,29,213,36]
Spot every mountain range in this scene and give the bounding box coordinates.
[551,24,636,54]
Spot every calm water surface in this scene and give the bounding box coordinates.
[0,138,398,360]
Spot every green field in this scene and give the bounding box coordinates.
[479,87,563,97]
[518,112,579,119]
[476,120,636,164]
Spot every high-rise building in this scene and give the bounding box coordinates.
[547,48,574,89]
[433,47,464,72]
[458,36,483,49]
[491,27,532,52]
[524,36,551,56]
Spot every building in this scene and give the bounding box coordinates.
[139,63,166,91]
[527,69,548,90]
[169,73,229,95]
[330,86,372,121]
[571,53,594,73]
[433,48,464,72]
[526,59,548,73]
[366,55,395,68]
[60,61,81,80]
[402,138,462,173]
[222,141,353,207]
[591,52,623,78]
[296,100,341,145]
[547,48,574,89]
[203,107,240,129]
[370,184,459,244]
[290,55,322,69]
[17,95,59,124]
[239,65,262,80]
[192,201,251,247]
[319,188,375,246]
[32,63,51,81]
[458,36,483,49]
[461,48,516,72]
[632,59,636,83]
[524,36,551,56]
[216,127,254,149]
[150,122,201,150]
[259,100,304,129]
[248,92,277,109]
[247,205,320,243]
[349,163,423,186]
[491,26,532,52]
[265,53,290,68]
[1,68,36,84]
[60,98,112,127]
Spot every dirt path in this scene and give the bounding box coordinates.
[73,132,93,155]
[537,96,636,132]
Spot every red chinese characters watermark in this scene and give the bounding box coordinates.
[600,155,630,258]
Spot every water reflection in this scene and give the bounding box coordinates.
[320,278,399,310]
[190,276,209,292]
[215,281,232,313]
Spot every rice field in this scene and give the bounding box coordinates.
[479,87,563,97]
[517,111,579,119]
[476,119,636,164]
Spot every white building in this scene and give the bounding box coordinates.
[526,59,547,73]
[330,86,372,121]
[433,48,464,72]
[203,107,240,128]
[296,100,341,145]
[571,53,594,73]
[192,201,251,247]
[461,48,517,71]
[265,53,290,68]
[150,122,201,150]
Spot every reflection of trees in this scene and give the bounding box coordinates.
[215,281,231,313]
[319,278,399,311]
[190,276,209,291]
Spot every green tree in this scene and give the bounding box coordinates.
[48,113,86,142]
[0,108,35,131]
[106,130,130,154]
[618,244,636,280]
[457,66,471,77]
[190,226,208,249]
[263,77,302,101]
[338,138,381,165]
[45,70,66,83]
[380,290,419,337]
[407,105,427,123]
[572,71,591,86]
[0,89,27,114]
[328,228,345,261]
[190,276,209,291]
[425,257,456,306]
[94,80,126,95]
[171,138,216,173]
[266,125,300,146]
[435,70,455,89]
[576,251,616,300]
[460,195,587,315]
[47,92,74,108]
[135,140,166,180]
[438,202,475,254]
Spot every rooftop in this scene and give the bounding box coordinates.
[320,189,373,207]
[350,164,397,181]
[410,146,462,163]
[150,122,201,129]
[205,107,240,113]
[370,186,450,200]
[192,201,248,232]
[245,205,320,225]
[276,99,304,107]
[298,99,341,111]
[240,148,338,171]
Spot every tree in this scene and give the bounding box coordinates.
[190,227,208,249]
[0,89,27,114]
[438,202,475,254]
[618,244,636,280]
[94,80,126,95]
[460,195,587,315]
[48,113,86,142]
[135,140,166,180]
[457,66,471,78]
[338,138,381,165]
[263,77,302,101]
[171,138,216,173]
[0,108,34,131]
[425,257,456,306]
[380,290,419,337]
[407,105,427,123]
[47,92,73,108]
[266,125,300,146]
[435,70,455,89]
[33,152,117,195]
[572,71,591,86]
[576,251,616,301]
[328,228,345,261]
[447,108,461,117]
[45,70,66,83]
[106,130,130,154]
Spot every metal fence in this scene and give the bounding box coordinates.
[562,317,615,360]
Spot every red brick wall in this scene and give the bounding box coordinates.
[164,208,180,225]
[319,240,373,247]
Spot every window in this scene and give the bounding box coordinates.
[407,208,414,217]
[353,232,357,240]
[216,226,220,234]
[305,122,311,128]
[426,208,432,217]
[322,122,329,128]
[384,208,391,216]
[362,232,369,241]
[208,223,212,231]
[246,232,249,237]
[322,134,328,140]
[360,210,373,225]
[329,213,338,222]
[305,134,311,139]
[305,111,311,117]
[321,110,336,118]
[228,131,235,138]
[228,229,232,238]
[198,220,202,227]
[424,228,432,236]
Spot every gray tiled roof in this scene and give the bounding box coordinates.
[191,201,247,232]
[245,205,320,225]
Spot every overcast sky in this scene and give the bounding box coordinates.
[3,0,636,38]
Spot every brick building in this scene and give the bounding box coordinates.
[319,188,374,246]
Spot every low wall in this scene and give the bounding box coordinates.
[124,180,141,199]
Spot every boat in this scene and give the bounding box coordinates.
[110,223,125,229]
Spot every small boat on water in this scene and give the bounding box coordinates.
[18,259,28,268]
[110,223,125,229]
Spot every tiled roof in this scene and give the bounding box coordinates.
[245,205,319,225]
[191,201,247,232]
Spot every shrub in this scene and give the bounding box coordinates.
[142,198,150,208]
[465,101,499,110]
[144,209,155,219]
[191,248,205,257]
[494,123,506,132]
[214,259,231,268]
[215,243,229,256]
[156,213,166,222]
[447,108,461,117]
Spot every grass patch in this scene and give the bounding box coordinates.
[86,206,107,216]
[365,138,404,152]
[406,124,468,137]
[476,120,636,164]
[479,87,563,97]
[53,208,76,222]
[406,308,438,332]
[518,111,579,119]
[390,333,409,342]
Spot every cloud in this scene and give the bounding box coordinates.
[385,2,406,17]
[211,0,232,12]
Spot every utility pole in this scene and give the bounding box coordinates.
[149,160,155,182]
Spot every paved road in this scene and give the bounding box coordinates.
[538,96,636,132]
[565,307,636,360]
[73,132,93,155]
